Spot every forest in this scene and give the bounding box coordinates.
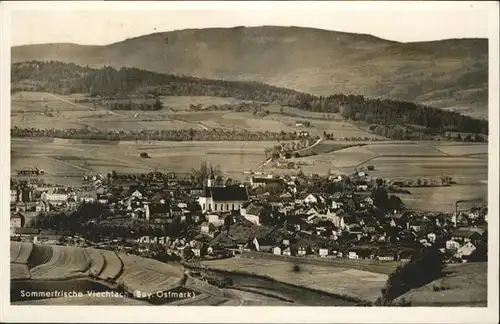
[10,126,304,142]
[12,61,488,135]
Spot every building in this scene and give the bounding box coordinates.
[10,213,26,236]
[10,189,19,203]
[41,192,68,203]
[456,242,476,259]
[243,205,267,226]
[198,186,249,213]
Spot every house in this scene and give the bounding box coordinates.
[244,205,266,226]
[456,242,476,259]
[376,250,396,262]
[201,222,216,235]
[451,230,482,245]
[42,192,68,203]
[10,213,26,235]
[207,214,224,227]
[35,200,50,212]
[319,247,329,258]
[198,186,249,213]
[131,190,144,199]
[304,194,325,205]
[35,233,63,245]
[348,251,359,260]
[79,190,97,203]
[331,200,343,210]
[446,239,461,250]
[250,176,282,189]
[364,197,374,206]
[191,241,208,257]
[10,189,19,203]
[15,227,40,239]
[273,246,282,255]
[282,246,292,256]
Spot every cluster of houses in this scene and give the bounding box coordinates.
[10,168,488,264]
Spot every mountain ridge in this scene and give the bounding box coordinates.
[11,26,488,119]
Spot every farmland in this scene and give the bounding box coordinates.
[30,245,90,280]
[282,141,488,212]
[11,138,272,185]
[201,257,389,303]
[11,92,380,139]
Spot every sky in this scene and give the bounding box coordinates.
[6,1,495,46]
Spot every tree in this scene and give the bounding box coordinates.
[183,247,195,261]
[372,187,390,211]
[388,195,403,211]
[375,246,445,305]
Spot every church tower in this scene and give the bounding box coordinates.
[207,165,215,188]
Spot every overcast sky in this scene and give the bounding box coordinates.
[7,1,495,46]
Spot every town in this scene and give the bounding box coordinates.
[10,161,488,266]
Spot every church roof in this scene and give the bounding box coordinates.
[202,186,249,202]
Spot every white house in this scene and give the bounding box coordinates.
[131,190,143,199]
[10,189,18,203]
[42,192,68,203]
[319,248,329,258]
[446,239,461,250]
[273,246,282,255]
[331,200,343,210]
[304,194,325,205]
[348,251,359,260]
[207,214,224,226]
[456,242,476,258]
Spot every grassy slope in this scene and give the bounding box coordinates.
[394,262,487,306]
[12,26,488,118]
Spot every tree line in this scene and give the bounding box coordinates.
[11,126,306,142]
[12,61,488,136]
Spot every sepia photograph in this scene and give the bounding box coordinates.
[1,1,498,323]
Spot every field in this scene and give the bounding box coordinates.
[85,248,106,277]
[116,253,184,294]
[394,262,487,306]
[30,245,90,279]
[289,141,488,213]
[11,138,273,185]
[96,250,123,281]
[201,257,389,303]
[11,92,380,139]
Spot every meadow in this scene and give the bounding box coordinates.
[201,257,388,303]
[394,262,487,306]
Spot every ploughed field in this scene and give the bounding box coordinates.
[10,242,306,306]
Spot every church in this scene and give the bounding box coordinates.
[197,167,249,213]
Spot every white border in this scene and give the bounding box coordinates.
[1,2,498,323]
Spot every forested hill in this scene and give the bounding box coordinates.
[12,61,488,135]
[11,26,488,118]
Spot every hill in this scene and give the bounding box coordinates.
[394,262,487,306]
[11,26,488,118]
[11,61,488,138]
